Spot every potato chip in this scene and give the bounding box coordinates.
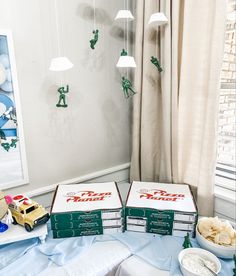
[198,216,236,247]
[231,238,236,246]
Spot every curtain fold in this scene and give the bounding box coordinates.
[130,0,226,216]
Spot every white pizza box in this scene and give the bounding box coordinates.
[103,225,124,234]
[51,182,122,213]
[51,217,124,231]
[103,218,123,227]
[173,222,195,231]
[52,225,124,238]
[126,216,195,231]
[50,182,124,233]
[126,216,147,226]
[126,224,195,238]
[126,224,146,232]
[126,181,197,213]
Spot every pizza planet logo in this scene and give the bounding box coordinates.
[138,189,185,202]
[65,190,112,203]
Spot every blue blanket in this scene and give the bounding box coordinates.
[0,228,234,276]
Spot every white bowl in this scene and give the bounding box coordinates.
[178,248,221,276]
[196,225,236,259]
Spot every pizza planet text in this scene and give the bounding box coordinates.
[66,191,112,203]
[139,189,185,202]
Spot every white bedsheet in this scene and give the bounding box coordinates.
[115,256,169,276]
[38,240,131,276]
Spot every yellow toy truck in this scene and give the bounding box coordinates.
[9,194,50,232]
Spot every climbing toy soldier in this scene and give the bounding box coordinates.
[121,49,128,56]
[56,85,69,108]
[150,56,163,72]
[121,77,136,99]
[182,233,193,249]
[90,30,99,49]
[10,138,18,148]
[1,142,10,151]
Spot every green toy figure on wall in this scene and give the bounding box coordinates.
[151,56,163,72]
[1,138,18,152]
[1,142,10,151]
[56,85,69,108]
[0,129,6,141]
[10,138,18,148]
[182,233,193,249]
[121,49,128,56]
[121,77,136,99]
[90,30,99,49]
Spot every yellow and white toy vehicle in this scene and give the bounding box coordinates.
[9,194,50,232]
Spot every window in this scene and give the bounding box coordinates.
[216,0,236,193]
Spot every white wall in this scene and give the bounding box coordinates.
[0,0,133,195]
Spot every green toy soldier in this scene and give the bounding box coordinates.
[121,77,136,99]
[90,30,99,49]
[1,142,10,152]
[121,49,128,56]
[10,138,18,148]
[0,129,6,141]
[233,254,236,276]
[182,233,193,249]
[56,85,69,108]
[150,56,163,72]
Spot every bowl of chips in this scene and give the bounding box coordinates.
[196,217,236,259]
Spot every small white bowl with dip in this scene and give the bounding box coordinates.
[178,248,221,276]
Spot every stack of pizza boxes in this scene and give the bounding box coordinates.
[125,181,198,237]
[50,182,124,238]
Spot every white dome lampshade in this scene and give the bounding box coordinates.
[49,57,74,71]
[116,56,136,68]
[115,10,134,21]
[148,12,168,26]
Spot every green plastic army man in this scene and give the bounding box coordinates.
[121,77,136,99]
[10,138,18,148]
[0,129,6,142]
[90,30,99,49]
[1,143,10,151]
[182,233,193,249]
[121,49,128,56]
[56,85,69,108]
[150,56,163,72]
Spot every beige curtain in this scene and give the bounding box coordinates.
[130,0,226,216]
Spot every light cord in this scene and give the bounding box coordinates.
[53,0,63,86]
[54,0,61,57]
[93,0,96,30]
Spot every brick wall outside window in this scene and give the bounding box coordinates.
[217,21,236,167]
[216,6,236,191]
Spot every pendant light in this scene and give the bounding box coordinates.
[115,10,134,21]
[49,57,73,71]
[115,0,136,99]
[49,0,73,108]
[116,49,136,68]
[148,12,168,26]
[49,0,73,72]
[115,0,136,69]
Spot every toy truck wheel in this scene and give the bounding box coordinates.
[12,217,17,225]
[25,223,33,232]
